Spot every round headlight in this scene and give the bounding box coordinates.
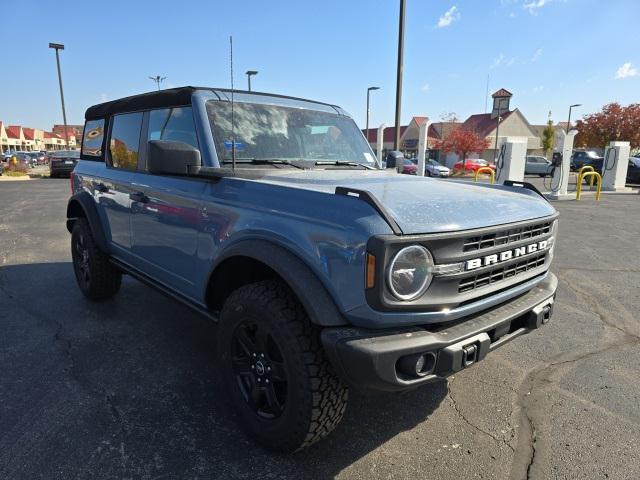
[387,245,434,301]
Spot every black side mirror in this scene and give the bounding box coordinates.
[148,140,201,175]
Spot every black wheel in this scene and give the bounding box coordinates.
[218,279,348,452]
[71,218,121,300]
[426,170,432,177]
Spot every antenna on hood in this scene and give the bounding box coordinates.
[230,35,236,171]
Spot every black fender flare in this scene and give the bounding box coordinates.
[66,192,109,253]
[208,239,347,327]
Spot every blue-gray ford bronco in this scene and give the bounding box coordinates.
[67,87,558,452]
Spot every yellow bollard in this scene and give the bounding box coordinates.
[474,167,495,184]
[576,171,601,201]
[578,165,595,187]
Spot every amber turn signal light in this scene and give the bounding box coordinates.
[366,253,376,289]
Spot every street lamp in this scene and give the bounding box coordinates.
[567,103,582,133]
[394,0,406,151]
[149,75,167,90]
[366,86,380,145]
[48,43,69,148]
[246,70,258,91]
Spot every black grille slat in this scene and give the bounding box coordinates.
[458,253,547,293]
[463,221,552,253]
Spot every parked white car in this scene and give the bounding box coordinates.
[425,159,451,177]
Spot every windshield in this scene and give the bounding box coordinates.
[206,101,375,166]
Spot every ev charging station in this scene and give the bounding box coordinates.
[549,129,578,200]
[416,118,432,177]
[494,137,527,184]
[601,141,632,192]
[376,124,386,169]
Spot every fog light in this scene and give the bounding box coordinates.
[398,352,436,378]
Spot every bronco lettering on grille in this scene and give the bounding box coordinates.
[465,240,549,271]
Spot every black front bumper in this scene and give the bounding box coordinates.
[321,272,557,391]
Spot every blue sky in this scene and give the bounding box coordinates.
[1,0,638,130]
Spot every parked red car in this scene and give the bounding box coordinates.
[453,158,496,172]
[401,158,418,175]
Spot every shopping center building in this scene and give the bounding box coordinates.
[0,122,80,153]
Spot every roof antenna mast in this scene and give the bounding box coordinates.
[230,35,236,171]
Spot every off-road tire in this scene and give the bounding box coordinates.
[71,218,121,300]
[218,279,348,453]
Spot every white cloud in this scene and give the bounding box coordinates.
[533,85,544,93]
[437,6,460,28]
[421,83,430,92]
[615,62,638,79]
[99,93,108,102]
[491,53,516,68]
[531,48,543,62]
[524,0,551,15]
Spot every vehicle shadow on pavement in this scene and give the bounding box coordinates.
[0,262,447,479]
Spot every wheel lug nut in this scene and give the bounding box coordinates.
[265,379,269,384]
[252,353,257,357]
[261,353,265,358]
[267,367,271,371]
[251,365,255,369]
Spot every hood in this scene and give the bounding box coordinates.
[435,165,450,171]
[252,170,556,234]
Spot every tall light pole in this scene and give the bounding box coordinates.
[394,0,406,151]
[48,43,69,149]
[567,103,581,133]
[493,105,503,162]
[149,75,166,90]
[366,86,380,145]
[246,70,258,91]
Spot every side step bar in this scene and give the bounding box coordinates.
[110,258,218,322]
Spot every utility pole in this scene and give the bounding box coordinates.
[48,43,69,148]
[394,0,406,151]
[149,75,167,90]
[246,70,258,91]
[366,86,380,145]
[484,74,490,113]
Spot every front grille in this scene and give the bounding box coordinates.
[458,253,547,293]
[463,221,552,252]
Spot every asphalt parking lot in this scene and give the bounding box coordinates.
[1,178,639,480]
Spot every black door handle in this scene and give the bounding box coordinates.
[95,183,109,193]
[129,191,149,203]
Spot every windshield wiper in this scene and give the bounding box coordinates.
[222,158,306,170]
[314,160,374,170]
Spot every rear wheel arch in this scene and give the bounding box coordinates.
[205,240,347,327]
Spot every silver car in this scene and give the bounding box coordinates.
[525,156,553,177]
[425,159,451,177]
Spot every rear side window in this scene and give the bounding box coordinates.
[109,113,143,170]
[81,119,105,158]
[148,107,198,149]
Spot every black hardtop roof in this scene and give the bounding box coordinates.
[84,86,341,120]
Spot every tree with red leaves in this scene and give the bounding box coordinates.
[575,103,640,149]
[433,127,491,170]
